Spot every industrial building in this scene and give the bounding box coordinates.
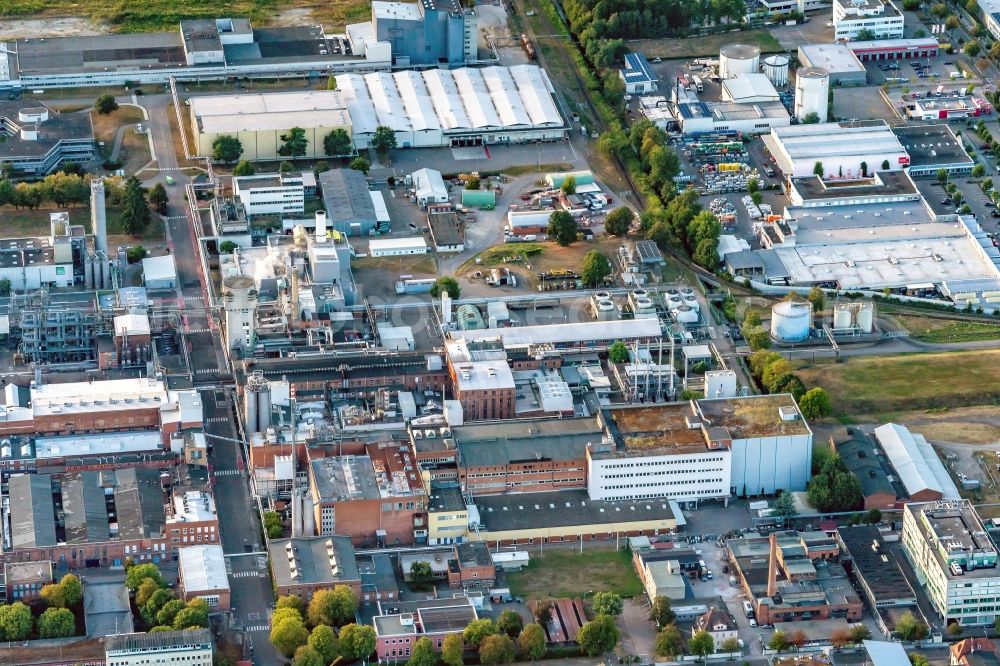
[319,168,381,236]
[763,121,909,179]
[797,44,867,85]
[907,94,993,121]
[364,0,478,66]
[143,254,178,290]
[848,37,940,61]
[901,500,1000,626]
[177,544,230,610]
[188,90,352,160]
[373,597,478,661]
[721,73,780,104]
[670,82,790,136]
[105,629,213,666]
[0,102,95,177]
[268,536,362,601]
[233,171,311,217]
[794,67,829,123]
[832,0,904,40]
[369,236,428,257]
[620,52,658,94]
[873,423,960,500]
[335,65,566,148]
[985,0,1000,39]
[412,168,449,206]
[719,45,760,79]
[837,525,918,612]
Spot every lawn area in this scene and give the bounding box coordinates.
[502,163,575,178]
[794,350,1000,417]
[631,29,781,59]
[506,548,643,600]
[352,255,438,276]
[91,106,145,158]
[891,314,1000,343]
[0,0,369,32]
[0,206,164,241]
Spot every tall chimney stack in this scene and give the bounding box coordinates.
[315,210,327,243]
[91,178,107,253]
[767,532,778,598]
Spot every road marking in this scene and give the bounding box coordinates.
[196,368,220,375]
[214,469,241,477]
[246,625,270,633]
[231,570,263,578]
[206,416,230,423]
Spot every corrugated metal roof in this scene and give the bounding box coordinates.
[874,423,960,500]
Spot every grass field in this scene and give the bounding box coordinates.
[0,206,164,241]
[891,314,1000,343]
[794,350,1000,417]
[506,548,643,600]
[0,0,368,33]
[630,29,781,59]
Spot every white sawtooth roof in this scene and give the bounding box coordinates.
[393,70,442,133]
[336,73,378,135]
[481,66,531,128]
[509,64,563,126]
[452,318,662,346]
[422,69,471,130]
[365,71,412,132]
[452,67,502,130]
[874,423,961,500]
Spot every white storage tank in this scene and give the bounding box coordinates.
[856,302,874,333]
[794,67,829,123]
[720,44,761,79]
[633,296,656,319]
[673,305,699,324]
[763,54,790,87]
[771,300,812,342]
[833,304,854,330]
[594,298,617,321]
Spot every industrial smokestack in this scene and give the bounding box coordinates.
[91,179,107,253]
[315,210,327,243]
[767,532,778,598]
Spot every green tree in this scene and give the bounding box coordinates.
[308,624,339,664]
[902,0,920,8]
[0,602,33,641]
[371,125,398,156]
[307,585,357,627]
[882,159,890,170]
[479,634,516,665]
[148,182,168,214]
[430,276,461,299]
[212,135,243,163]
[327,74,339,90]
[848,625,870,642]
[263,511,283,539]
[860,161,868,177]
[931,2,948,17]
[910,654,930,666]
[533,601,553,626]
[561,175,577,195]
[442,632,465,666]
[280,161,296,173]
[466,177,481,190]
[126,563,162,590]
[654,625,683,658]
[947,623,963,637]
[896,611,928,640]
[720,637,740,654]
[409,560,435,591]
[0,278,11,296]
[118,176,151,236]
[324,128,354,157]
[272,616,310,658]
[743,326,772,351]
[38,607,76,638]
[581,250,612,286]
[463,618,498,647]
[60,574,83,607]
[408,637,439,666]
[689,631,715,661]
[40,583,67,608]
[946,14,960,29]
[95,94,119,115]
[855,28,877,40]
[339,623,377,660]
[142,589,175,624]
[517,624,546,660]
[156,599,186,627]
[577,614,619,656]
[293,645,325,666]
[233,160,255,176]
[126,245,148,263]
[965,40,982,57]
[547,210,578,246]
[349,156,371,174]
[174,599,209,630]
[807,287,825,311]
[649,597,675,627]
[799,387,831,419]
[136,577,163,609]
[768,631,791,652]
[937,168,949,185]
[277,595,306,614]
[496,610,523,638]
[772,492,798,520]
[279,127,309,158]
[608,341,630,364]
[219,240,238,254]
[973,163,987,178]
[865,508,883,524]
[802,112,821,124]
[591,592,624,617]
[605,206,634,236]
[747,178,759,194]
[813,162,824,177]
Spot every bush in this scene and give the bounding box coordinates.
[95,94,118,115]
[126,246,148,263]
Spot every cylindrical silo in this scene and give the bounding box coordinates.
[720,44,761,79]
[99,253,111,289]
[256,383,272,433]
[244,386,259,434]
[833,303,854,330]
[84,253,94,289]
[856,302,874,333]
[794,67,829,123]
[594,299,617,321]
[771,300,812,342]
[763,54,790,87]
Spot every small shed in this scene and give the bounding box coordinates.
[369,236,428,257]
[545,170,594,189]
[142,255,177,290]
[413,168,449,206]
[461,189,496,207]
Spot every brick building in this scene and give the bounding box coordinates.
[398,542,495,590]
[2,470,219,567]
[177,544,230,610]
[373,597,478,661]
[445,340,514,421]
[268,536,362,602]
[309,446,427,547]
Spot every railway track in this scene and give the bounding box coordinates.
[880,304,1000,325]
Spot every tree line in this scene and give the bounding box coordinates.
[126,563,210,633]
[0,573,82,641]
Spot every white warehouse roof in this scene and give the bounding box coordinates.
[452,318,662,346]
[873,423,960,500]
[764,121,907,177]
[336,65,562,136]
[178,544,230,593]
[369,236,428,251]
[142,255,177,283]
[189,90,351,134]
[721,73,779,102]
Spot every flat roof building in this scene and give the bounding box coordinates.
[177,544,230,610]
[833,0,904,41]
[620,52,658,95]
[764,120,908,179]
[0,102,95,178]
[319,168,380,236]
[374,596,478,661]
[268,536,362,601]
[892,124,975,176]
[721,73,780,103]
[837,525,917,611]
[105,629,213,666]
[797,44,867,85]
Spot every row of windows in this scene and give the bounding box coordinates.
[605,489,726,501]
[602,478,724,490]
[602,468,725,479]
[602,457,725,469]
